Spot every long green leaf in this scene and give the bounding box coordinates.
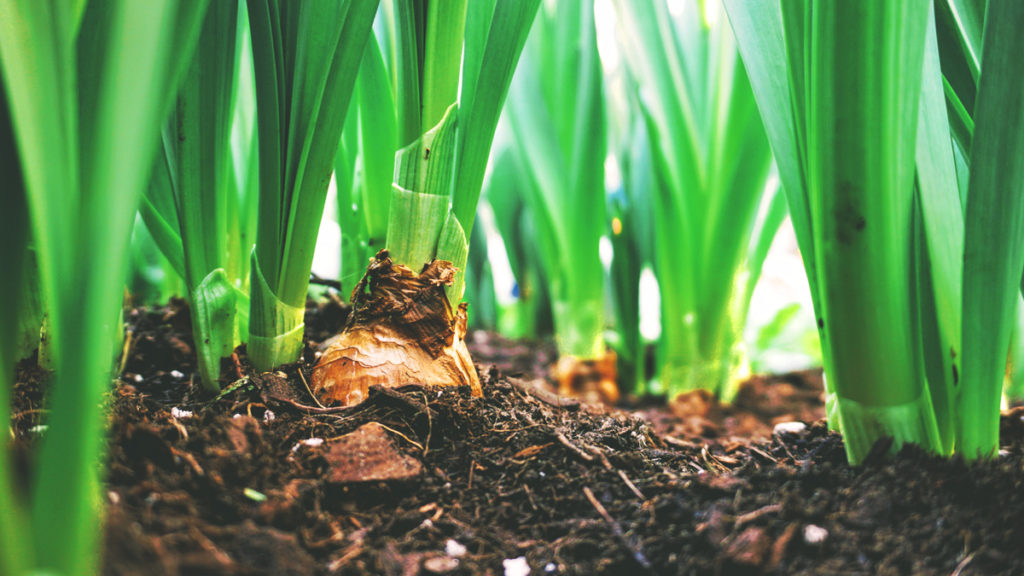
[247,0,379,371]
[959,0,1024,459]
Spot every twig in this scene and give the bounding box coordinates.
[583,486,653,571]
[735,503,782,528]
[118,328,134,376]
[951,552,975,576]
[271,396,356,414]
[511,378,580,411]
[298,369,326,409]
[618,470,646,501]
[309,272,343,291]
[555,430,594,462]
[375,422,425,452]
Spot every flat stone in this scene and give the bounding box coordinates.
[324,422,422,484]
[724,526,770,567]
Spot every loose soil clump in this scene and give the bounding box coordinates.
[9,298,1024,575]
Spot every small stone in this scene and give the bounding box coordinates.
[133,373,144,383]
[803,524,828,545]
[773,421,807,436]
[423,555,459,574]
[170,370,185,379]
[724,526,770,567]
[171,407,193,419]
[445,539,467,558]
[323,422,422,484]
[291,437,325,452]
[503,556,530,576]
[544,562,557,573]
[263,410,276,422]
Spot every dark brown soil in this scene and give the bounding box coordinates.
[9,297,1024,575]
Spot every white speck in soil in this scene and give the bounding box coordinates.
[803,524,828,545]
[773,421,807,436]
[445,539,467,558]
[504,556,530,576]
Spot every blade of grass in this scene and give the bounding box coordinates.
[246,0,379,371]
[450,0,540,236]
[959,0,1024,459]
[912,3,963,454]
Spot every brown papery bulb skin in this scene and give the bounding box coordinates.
[311,250,481,406]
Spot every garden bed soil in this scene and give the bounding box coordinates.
[10,297,1024,575]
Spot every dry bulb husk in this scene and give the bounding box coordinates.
[311,250,481,406]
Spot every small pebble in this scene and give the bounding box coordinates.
[544,562,557,573]
[999,449,1010,457]
[291,438,324,452]
[504,556,530,576]
[803,524,828,545]
[263,410,276,422]
[423,556,459,574]
[445,539,467,558]
[133,374,144,383]
[170,370,185,379]
[773,421,807,436]
[108,491,121,505]
[171,407,193,419]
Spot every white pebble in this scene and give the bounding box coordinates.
[803,524,828,545]
[504,556,530,576]
[108,491,121,505]
[263,410,276,422]
[773,421,807,436]
[445,539,467,558]
[133,374,144,383]
[171,407,193,419]
[544,562,557,573]
[170,370,185,379]
[291,438,324,452]
[999,449,1010,457]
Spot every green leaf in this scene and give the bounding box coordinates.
[913,4,963,454]
[959,0,1024,459]
[247,0,379,370]
[0,1,211,573]
[451,0,541,234]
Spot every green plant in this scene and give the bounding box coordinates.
[612,0,782,401]
[141,1,247,392]
[245,0,380,372]
[310,0,541,406]
[726,0,1024,462]
[606,111,656,395]
[480,142,554,340]
[0,1,208,574]
[505,0,608,369]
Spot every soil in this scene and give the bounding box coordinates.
[9,297,1024,575]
